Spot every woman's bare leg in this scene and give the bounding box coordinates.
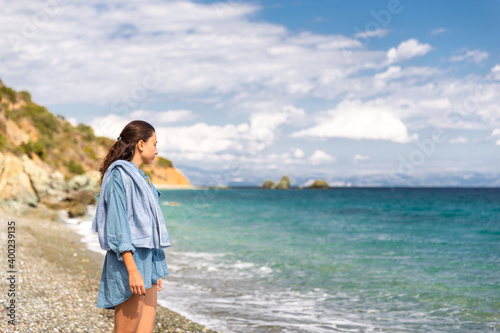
[136,283,158,333]
[114,293,145,333]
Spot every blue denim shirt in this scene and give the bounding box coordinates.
[96,167,169,309]
[92,160,170,253]
[104,167,136,261]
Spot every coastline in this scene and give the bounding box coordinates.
[0,206,218,333]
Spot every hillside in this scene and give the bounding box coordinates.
[0,78,191,212]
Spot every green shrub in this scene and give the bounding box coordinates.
[33,140,47,160]
[77,123,96,141]
[19,91,31,103]
[0,133,7,150]
[157,156,173,168]
[20,141,34,156]
[84,145,97,159]
[22,103,60,138]
[12,145,24,156]
[4,104,20,123]
[66,161,85,175]
[62,122,72,133]
[0,86,16,103]
[96,136,114,148]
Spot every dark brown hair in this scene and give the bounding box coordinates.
[98,120,156,186]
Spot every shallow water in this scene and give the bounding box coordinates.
[156,188,500,332]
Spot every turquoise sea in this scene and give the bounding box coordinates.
[156,188,500,332]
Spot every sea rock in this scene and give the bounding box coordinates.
[261,180,276,189]
[277,175,291,189]
[67,201,87,218]
[66,190,96,205]
[310,180,330,189]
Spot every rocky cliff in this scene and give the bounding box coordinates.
[0,78,191,214]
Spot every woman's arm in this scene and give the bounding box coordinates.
[122,251,146,295]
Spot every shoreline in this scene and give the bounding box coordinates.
[0,206,218,333]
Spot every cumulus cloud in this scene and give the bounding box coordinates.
[450,48,489,64]
[430,28,447,36]
[0,0,372,107]
[354,28,390,39]
[130,110,197,124]
[89,106,307,164]
[387,39,432,64]
[309,150,334,165]
[353,154,370,162]
[291,100,415,143]
[90,114,132,138]
[488,64,500,81]
[292,148,304,158]
[374,66,438,82]
[449,137,468,144]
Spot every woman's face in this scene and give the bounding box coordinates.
[140,131,158,164]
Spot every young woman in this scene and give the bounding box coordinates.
[91,120,170,333]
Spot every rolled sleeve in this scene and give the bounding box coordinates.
[105,169,135,261]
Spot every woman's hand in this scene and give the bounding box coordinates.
[157,278,163,291]
[128,269,146,295]
[121,251,146,295]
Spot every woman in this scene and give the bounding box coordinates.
[91,120,170,333]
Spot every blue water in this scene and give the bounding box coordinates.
[157,188,500,332]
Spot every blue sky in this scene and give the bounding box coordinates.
[1,0,499,186]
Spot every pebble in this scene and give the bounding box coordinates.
[0,208,218,333]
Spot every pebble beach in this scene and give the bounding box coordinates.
[0,207,218,333]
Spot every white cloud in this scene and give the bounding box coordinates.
[90,114,132,138]
[89,113,250,159]
[89,108,309,165]
[309,150,334,165]
[354,28,390,39]
[492,129,500,137]
[292,148,304,158]
[0,0,374,106]
[417,98,451,110]
[130,110,197,124]
[247,105,306,150]
[291,100,415,143]
[450,48,489,64]
[430,28,447,36]
[489,64,500,81]
[155,122,249,155]
[353,154,370,162]
[375,66,438,81]
[375,66,403,80]
[67,117,78,126]
[387,39,432,64]
[449,137,468,144]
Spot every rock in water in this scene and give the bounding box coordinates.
[261,180,276,189]
[310,180,330,189]
[277,174,291,189]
